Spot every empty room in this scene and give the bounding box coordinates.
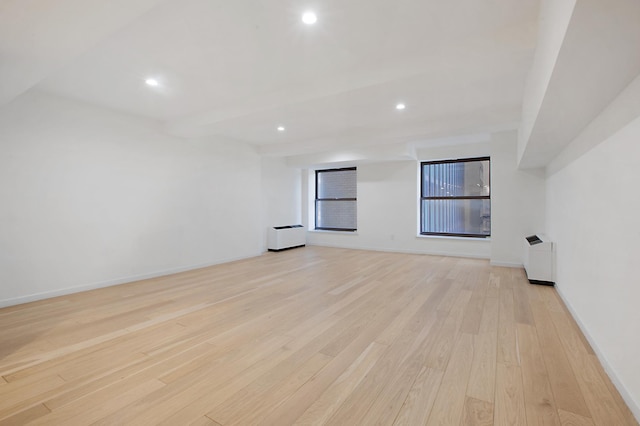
[1,0,639,425]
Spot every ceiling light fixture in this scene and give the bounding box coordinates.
[396,103,406,110]
[302,11,317,25]
[277,126,286,132]
[145,78,159,87]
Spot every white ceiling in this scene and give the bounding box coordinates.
[2,0,541,156]
[0,0,167,107]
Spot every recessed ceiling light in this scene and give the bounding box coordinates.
[302,11,317,25]
[145,78,159,87]
[396,103,406,110]
[277,126,286,132]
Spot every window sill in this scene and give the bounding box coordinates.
[308,229,359,235]
[416,234,491,242]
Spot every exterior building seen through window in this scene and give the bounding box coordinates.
[420,157,490,238]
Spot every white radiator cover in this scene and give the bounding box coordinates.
[268,225,306,251]
[523,234,555,285]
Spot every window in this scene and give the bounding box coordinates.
[315,167,357,231]
[420,157,490,238]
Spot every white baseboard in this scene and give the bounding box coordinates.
[307,242,490,260]
[0,252,262,309]
[555,285,640,423]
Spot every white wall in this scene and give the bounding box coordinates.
[546,82,640,418]
[0,91,263,307]
[303,138,544,263]
[260,156,301,251]
[491,131,546,266]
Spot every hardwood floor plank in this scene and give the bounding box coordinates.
[425,290,473,370]
[31,379,166,425]
[355,353,424,425]
[374,277,444,346]
[393,367,443,426]
[570,353,631,426]
[589,356,639,426]
[259,290,418,425]
[95,333,294,425]
[426,333,475,425]
[467,331,497,404]
[497,289,518,366]
[318,307,386,357]
[462,396,494,426]
[0,247,634,425]
[549,307,637,425]
[42,339,215,411]
[554,299,595,356]
[0,403,50,426]
[548,310,593,358]
[479,294,499,334]
[327,268,376,295]
[459,290,486,335]
[193,416,222,426]
[158,335,292,384]
[517,323,561,426]
[183,301,392,424]
[512,283,534,325]
[3,320,183,384]
[295,342,389,425]
[1,301,218,378]
[306,288,445,425]
[0,374,65,417]
[154,345,300,426]
[557,409,595,426]
[535,285,565,314]
[529,300,590,418]
[494,362,527,426]
[213,352,334,425]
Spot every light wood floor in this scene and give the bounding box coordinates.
[0,247,636,425]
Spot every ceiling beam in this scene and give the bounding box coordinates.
[518,0,640,168]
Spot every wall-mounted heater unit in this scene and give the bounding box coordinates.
[268,225,306,251]
[523,234,555,286]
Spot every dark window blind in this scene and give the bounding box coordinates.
[315,168,357,231]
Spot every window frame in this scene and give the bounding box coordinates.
[315,167,357,232]
[420,157,491,238]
